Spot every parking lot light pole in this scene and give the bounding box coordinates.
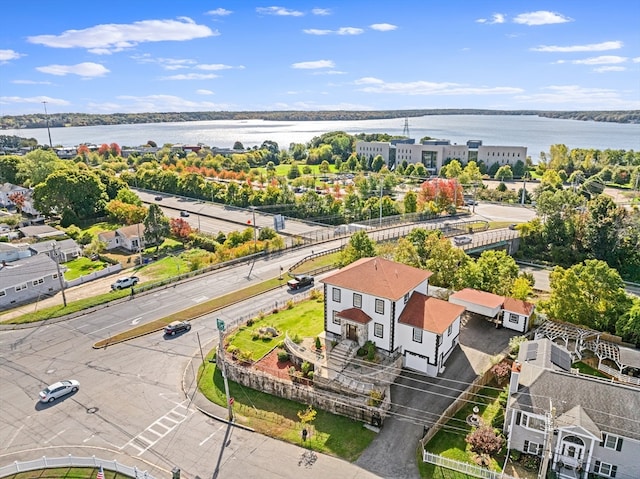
[216,319,234,421]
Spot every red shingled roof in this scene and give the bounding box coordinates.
[503,297,535,316]
[337,308,372,324]
[398,293,465,334]
[321,257,432,300]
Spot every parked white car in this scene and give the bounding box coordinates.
[39,380,80,403]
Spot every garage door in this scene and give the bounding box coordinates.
[404,352,428,373]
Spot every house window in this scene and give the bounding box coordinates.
[353,293,362,308]
[447,323,453,336]
[15,283,27,292]
[375,298,384,314]
[332,311,341,325]
[523,440,542,455]
[413,328,423,343]
[404,293,410,304]
[32,278,44,286]
[374,323,383,338]
[518,412,545,431]
[509,313,519,324]
[594,461,617,478]
[332,288,341,303]
[602,433,623,451]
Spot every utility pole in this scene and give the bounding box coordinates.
[136,222,144,267]
[42,101,53,148]
[538,400,556,479]
[379,175,383,228]
[51,242,67,307]
[216,319,234,421]
[521,174,527,205]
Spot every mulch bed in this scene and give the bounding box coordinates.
[254,348,295,380]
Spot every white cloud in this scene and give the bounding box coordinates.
[312,8,331,16]
[476,13,505,25]
[0,95,69,106]
[514,85,631,107]
[631,57,640,63]
[303,27,364,35]
[337,27,363,35]
[161,73,219,80]
[36,62,109,78]
[206,8,232,16]
[513,11,572,26]
[573,55,627,65]
[256,6,304,16]
[532,40,623,53]
[370,23,397,32]
[304,29,332,35]
[27,18,216,54]
[291,60,335,69]
[196,64,235,71]
[594,66,626,72]
[106,94,230,112]
[0,49,24,62]
[12,79,52,85]
[196,89,214,95]
[132,54,197,70]
[353,77,522,96]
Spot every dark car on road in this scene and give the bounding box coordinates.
[287,275,314,290]
[164,320,191,336]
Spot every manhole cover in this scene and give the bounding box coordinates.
[86,407,99,414]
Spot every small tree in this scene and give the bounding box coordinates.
[466,426,505,457]
[490,361,511,386]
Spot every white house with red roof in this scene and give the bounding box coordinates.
[449,288,535,333]
[321,257,466,376]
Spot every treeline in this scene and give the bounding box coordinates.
[2,109,639,130]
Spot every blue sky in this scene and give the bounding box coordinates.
[1,1,639,115]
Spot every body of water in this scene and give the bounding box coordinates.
[4,115,639,162]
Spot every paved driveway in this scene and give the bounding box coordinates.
[355,315,519,479]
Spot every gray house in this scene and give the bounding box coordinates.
[505,338,640,479]
[0,255,62,309]
[28,239,82,263]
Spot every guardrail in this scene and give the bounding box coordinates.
[0,455,156,479]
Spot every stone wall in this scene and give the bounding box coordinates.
[220,354,390,425]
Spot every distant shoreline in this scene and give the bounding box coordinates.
[2,109,639,131]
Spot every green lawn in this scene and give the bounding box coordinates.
[228,295,325,361]
[421,385,506,478]
[63,257,109,281]
[4,467,129,479]
[199,351,375,461]
[81,221,120,237]
[573,361,609,378]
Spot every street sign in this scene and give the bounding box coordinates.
[229,397,234,405]
[216,318,225,332]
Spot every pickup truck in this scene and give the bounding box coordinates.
[111,276,139,290]
[287,275,314,290]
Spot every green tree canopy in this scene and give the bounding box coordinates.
[339,230,376,266]
[143,203,170,250]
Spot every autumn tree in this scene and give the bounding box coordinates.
[7,192,26,212]
[466,426,505,457]
[170,218,193,244]
[105,200,147,225]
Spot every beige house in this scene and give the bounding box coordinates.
[98,224,145,252]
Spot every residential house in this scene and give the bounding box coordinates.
[0,255,62,309]
[505,338,640,479]
[18,225,66,240]
[0,242,31,263]
[28,238,82,263]
[321,257,465,376]
[0,183,29,209]
[449,288,535,333]
[98,223,145,252]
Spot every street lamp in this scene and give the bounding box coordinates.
[42,101,53,148]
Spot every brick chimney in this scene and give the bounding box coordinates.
[509,360,521,395]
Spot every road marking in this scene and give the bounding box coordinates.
[83,434,95,443]
[4,425,23,450]
[131,317,141,325]
[193,296,208,303]
[44,428,67,444]
[120,400,193,456]
[199,425,224,446]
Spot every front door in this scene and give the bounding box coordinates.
[559,436,585,469]
[347,324,357,341]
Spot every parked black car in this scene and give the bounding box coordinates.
[287,275,314,290]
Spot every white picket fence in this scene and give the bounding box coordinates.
[0,455,156,479]
[423,451,516,479]
[65,264,123,288]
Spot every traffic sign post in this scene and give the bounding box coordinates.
[216,318,233,422]
[216,318,225,332]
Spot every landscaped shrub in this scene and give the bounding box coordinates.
[246,317,255,326]
[286,299,294,310]
[367,342,376,361]
[368,389,383,407]
[227,345,238,357]
[277,351,290,362]
[509,450,521,462]
[315,336,322,350]
[357,347,367,357]
[301,361,312,376]
[490,361,511,385]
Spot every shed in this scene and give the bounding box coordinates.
[449,288,504,318]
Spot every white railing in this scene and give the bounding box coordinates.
[65,264,123,288]
[599,364,640,386]
[0,455,156,479]
[423,451,516,479]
